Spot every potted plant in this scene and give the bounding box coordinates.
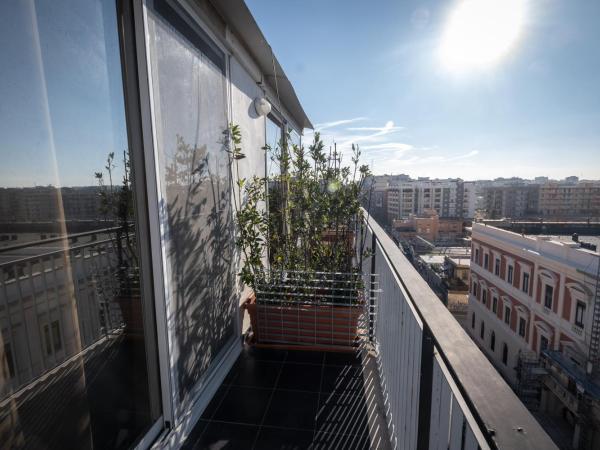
[95,151,143,336]
[227,125,372,351]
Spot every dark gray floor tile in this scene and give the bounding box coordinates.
[212,386,272,425]
[241,346,288,362]
[201,385,229,419]
[189,421,258,449]
[276,363,323,392]
[180,420,209,450]
[315,393,369,437]
[226,359,282,389]
[254,426,314,449]
[285,350,325,365]
[324,351,363,367]
[312,431,371,450]
[321,365,364,395]
[262,389,319,431]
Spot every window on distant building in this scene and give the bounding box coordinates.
[492,296,498,314]
[472,281,477,295]
[490,332,496,351]
[518,317,526,338]
[522,272,530,294]
[471,313,475,329]
[495,258,500,276]
[43,320,62,356]
[544,285,553,309]
[502,344,508,365]
[484,253,489,269]
[51,321,62,352]
[2,342,16,379]
[480,321,485,339]
[504,306,511,325]
[474,248,479,263]
[575,301,586,328]
[540,335,549,352]
[482,290,487,305]
[507,265,514,284]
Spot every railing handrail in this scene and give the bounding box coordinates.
[0,236,119,270]
[0,226,122,253]
[363,210,557,449]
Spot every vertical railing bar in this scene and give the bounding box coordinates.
[1,272,21,389]
[37,257,60,367]
[15,262,42,379]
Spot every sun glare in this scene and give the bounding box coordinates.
[440,0,526,71]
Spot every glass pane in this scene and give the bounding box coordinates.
[266,117,283,177]
[0,1,161,448]
[289,128,301,149]
[146,0,236,405]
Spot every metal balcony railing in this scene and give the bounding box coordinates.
[0,228,131,401]
[359,211,556,450]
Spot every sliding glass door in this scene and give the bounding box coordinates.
[0,0,162,448]
[144,0,238,414]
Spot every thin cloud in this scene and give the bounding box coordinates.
[347,122,404,132]
[448,150,479,160]
[383,150,480,167]
[362,142,413,152]
[314,117,367,131]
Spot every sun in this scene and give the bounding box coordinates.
[439,0,526,71]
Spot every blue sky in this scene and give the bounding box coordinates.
[0,0,127,188]
[247,0,600,180]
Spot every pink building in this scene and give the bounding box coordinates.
[467,223,600,449]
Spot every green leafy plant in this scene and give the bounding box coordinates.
[95,150,137,268]
[227,124,372,299]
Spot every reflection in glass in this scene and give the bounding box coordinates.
[0,1,160,448]
[146,0,236,406]
[266,117,284,178]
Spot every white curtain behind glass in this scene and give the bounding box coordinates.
[146,5,236,408]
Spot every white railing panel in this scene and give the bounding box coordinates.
[432,352,489,450]
[373,239,423,450]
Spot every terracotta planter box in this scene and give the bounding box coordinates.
[244,293,364,351]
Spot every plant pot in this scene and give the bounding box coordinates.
[243,293,364,352]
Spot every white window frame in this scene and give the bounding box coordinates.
[534,320,553,353]
[506,262,514,285]
[575,301,586,329]
[502,296,512,327]
[539,269,557,311]
[566,282,591,331]
[494,255,501,277]
[516,261,532,296]
[514,305,529,341]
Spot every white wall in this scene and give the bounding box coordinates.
[230,58,266,183]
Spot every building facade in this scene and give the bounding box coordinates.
[467,223,600,449]
[370,176,476,223]
[482,184,540,219]
[392,209,465,244]
[482,181,600,220]
[539,182,600,219]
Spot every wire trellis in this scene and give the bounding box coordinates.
[253,270,379,351]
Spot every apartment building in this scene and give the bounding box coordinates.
[539,182,600,219]
[482,181,600,220]
[468,223,600,449]
[372,176,476,222]
[0,187,104,223]
[392,208,465,243]
[482,184,540,219]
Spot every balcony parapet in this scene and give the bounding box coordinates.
[362,210,557,449]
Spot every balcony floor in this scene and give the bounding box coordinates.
[183,346,392,449]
